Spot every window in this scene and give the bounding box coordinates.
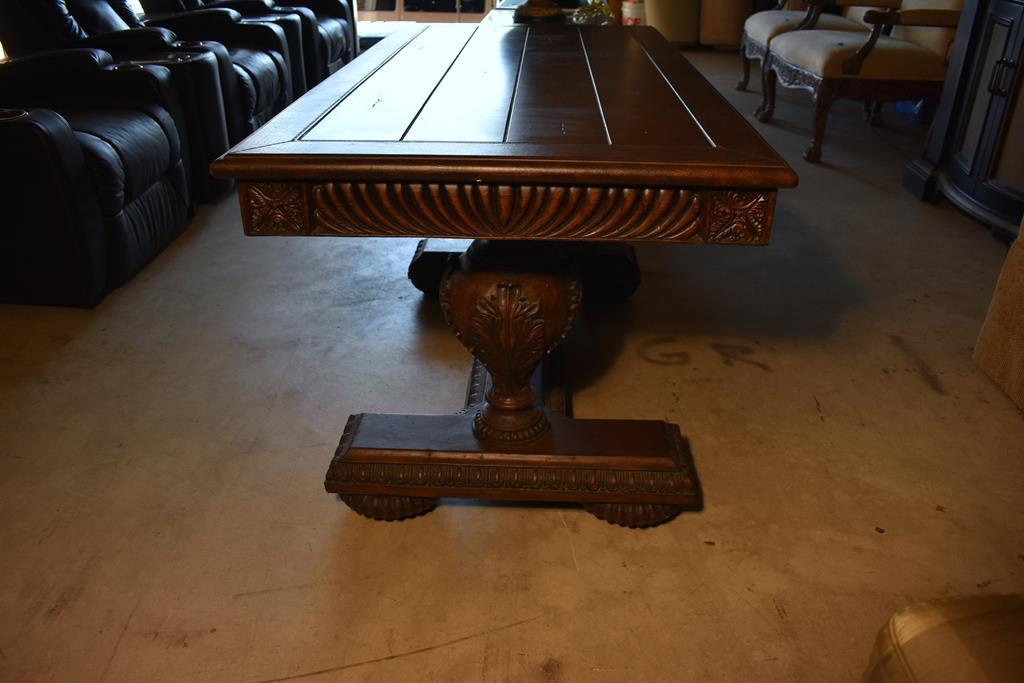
[357,0,493,24]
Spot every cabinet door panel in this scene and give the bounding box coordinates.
[974,0,1024,220]
[952,13,1012,178]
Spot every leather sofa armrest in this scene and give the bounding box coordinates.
[0,48,113,91]
[95,63,187,141]
[0,109,107,307]
[281,0,349,19]
[143,7,243,31]
[146,8,289,57]
[89,63,178,110]
[76,27,179,52]
[204,0,279,14]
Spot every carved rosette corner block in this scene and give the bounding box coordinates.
[708,191,774,244]
[241,182,307,235]
[440,242,582,445]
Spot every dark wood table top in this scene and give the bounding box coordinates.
[212,24,797,244]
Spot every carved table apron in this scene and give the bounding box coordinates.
[212,23,797,527]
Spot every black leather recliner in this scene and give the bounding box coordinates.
[141,6,293,138]
[0,0,293,145]
[142,0,309,97]
[0,49,191,307]
[0,2,231,203]
[144,0,354,87]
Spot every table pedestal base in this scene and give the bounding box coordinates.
[325,363,701,528]
[325,240,701,528]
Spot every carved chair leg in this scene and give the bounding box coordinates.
[868,101,883,127]
[804,81,836,163]
[440,241,582,445]
[737,40,752,91]
[755,57,776,123]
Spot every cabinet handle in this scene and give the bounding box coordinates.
[988,59,1016,97]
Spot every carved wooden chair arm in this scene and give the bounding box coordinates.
[862,8,961,28]
[799,0,901,31]
[839,21,886,75]
[841,8,960,73]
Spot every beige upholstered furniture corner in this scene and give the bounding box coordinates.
[863,595,1024,682]
[756,0,962,162]
[644,0,751,48]
[975,217,1024,411]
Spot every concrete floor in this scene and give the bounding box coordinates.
[1,51,1022,682]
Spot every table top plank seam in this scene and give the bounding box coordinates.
[297,26,427,142]
[399,25,481,142]
[627,28,715,148]
[577,27,612,146]
[502,26,532,144]
[309,25,476,142]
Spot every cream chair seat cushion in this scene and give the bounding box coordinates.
[864,595,1024,683]
[744,10,866,48]
[770,30,948,80]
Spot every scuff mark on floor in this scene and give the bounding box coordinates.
[46,581,86,620]
[232,581,346,600]
[889,335,946,395]
[559,512,581,572]
[98,594,142,682]
[541,657,562,681]
[253,612,550,683]
[772,597,787,621]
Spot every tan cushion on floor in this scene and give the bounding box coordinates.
[863,595,1024,683]
[975,219,1024,410]
[744,10,866,48]
[770,30,948,79]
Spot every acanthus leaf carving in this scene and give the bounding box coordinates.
[467,282,546,402]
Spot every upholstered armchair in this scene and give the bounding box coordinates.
[755,0,962,162]
[738,1,895,91]
[0,49,190,307]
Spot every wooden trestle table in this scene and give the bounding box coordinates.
[212,23,797,528]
